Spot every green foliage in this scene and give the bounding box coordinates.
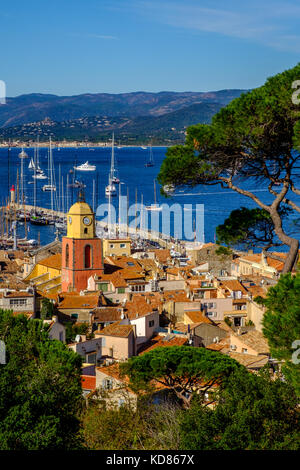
[40,297,54,320]
[179,368,299,450]
[0,310,83,449]
[121,346,242,407]
[224,317,233,327]
[82,365,299,450]
[216,207,283,250]
[257,273,300,396]
[158,64,300,270]
[82,398,182,450]
[65,321,90,344]
[215,245,232,256]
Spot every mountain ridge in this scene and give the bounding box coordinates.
[0,89,247,128]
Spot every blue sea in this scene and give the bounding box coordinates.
[0,146,299,250]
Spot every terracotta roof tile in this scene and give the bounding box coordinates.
[138,334,188,354]
[58,292,102,309]
[81,375,96,391]
[184,310,214,325]
[219,280,248,294]
[229,352,269,368]
[231,330,270,354]
[92,307,123,322]
[150,249,171,265]
[38,253,62,270]
[96,321,133,338]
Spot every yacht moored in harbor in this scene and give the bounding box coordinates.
[74,161,96,171]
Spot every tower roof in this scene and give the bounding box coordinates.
[68,201,93,216]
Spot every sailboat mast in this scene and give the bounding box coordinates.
[127,186,129,237]
[135,187,137,234]
[111,133,115,178]
[61,175,64,214]
[20,154,24,208]
[154,179,156,206]
[140,193,144,240]
[66,173,69,210]
[58,164,61,213]
[49,138,54,220]
[33,141,37,215]
[92,179,95,213]
[36,135,40,170]
[118,182,121,236]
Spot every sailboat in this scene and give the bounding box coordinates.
[18,148,28,159]
[145,145,154,167]
[42,141,56,192]
[146,179,162,211]
[105,177,117,197]
[105,134,118,197]
[30,138,49,226]
[28,158,34,170]
[110,133,120,184]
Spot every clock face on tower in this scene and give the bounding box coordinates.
[83,216,91,226]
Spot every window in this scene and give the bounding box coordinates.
[65,244,69,268]
[127,262,134,267]
[84,228,88,234]
[103,378,113,390]
[118,398,125,407]
[207,311,214,317]
[98,282,108,292]
[118,287,125,293]
[149,320,155,327]
[242,348,248,354]
[9,299,27,307]
[110,244,114,248]
[120,243,126,248]
[71,313,78,320]
[84,244,92,268]
[87,353,96,364]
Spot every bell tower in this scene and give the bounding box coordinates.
[61,192,104,292]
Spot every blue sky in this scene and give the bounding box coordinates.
[1,0,300,96]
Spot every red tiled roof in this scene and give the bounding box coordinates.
[96,321,133,338]
[57,292,102,309]
[138,334,188,354]
[38,253,62,270]
[184,310,214,325]
[81,375,96,391]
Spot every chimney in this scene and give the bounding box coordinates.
[261,251,268,266]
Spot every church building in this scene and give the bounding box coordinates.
[61,193,104,292]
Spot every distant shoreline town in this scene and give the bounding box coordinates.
[0,141,168,148]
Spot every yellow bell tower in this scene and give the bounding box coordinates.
[61,191,104,292]
[66,195,95,239]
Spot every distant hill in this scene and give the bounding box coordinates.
[0,89,248,144]
[0,90,246,128]
[0,102,231,145]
